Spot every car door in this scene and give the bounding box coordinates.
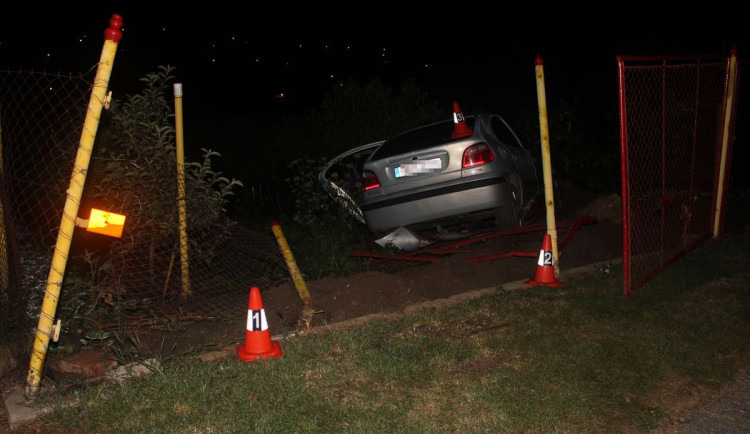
[490,116,539,194]
[319,141,383,223]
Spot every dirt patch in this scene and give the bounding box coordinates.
[124,181,625,358]
[4,182,626,374]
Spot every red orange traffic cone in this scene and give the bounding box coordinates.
[451,101,473,139]
[237,287,283,362]
[524,234,562,287]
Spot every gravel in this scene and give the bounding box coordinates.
[656,368,750,433]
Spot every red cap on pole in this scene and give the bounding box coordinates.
[104,15,123,42]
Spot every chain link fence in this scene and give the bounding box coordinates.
[618,52,747,295]
[3,50,747,369]
[0,68,289,365]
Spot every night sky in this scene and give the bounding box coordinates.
[2,8,744,120]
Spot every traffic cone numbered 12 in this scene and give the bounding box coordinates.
[237,287,283,362]
[524,234,562,287]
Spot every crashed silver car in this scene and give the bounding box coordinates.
[320,102,543,236]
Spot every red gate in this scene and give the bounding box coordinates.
[617,48,740,295]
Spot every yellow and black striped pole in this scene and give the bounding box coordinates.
[173,83,191,299]
[25,15,123,397]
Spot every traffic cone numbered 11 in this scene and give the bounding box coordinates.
[237,287,283,362]
[524,234,562,287]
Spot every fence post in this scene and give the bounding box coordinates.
[25,15,123,397]
[534,54,560,276]
[713,46,739,238]
[270,222,315,335]
[173,83,191,299]
[0,118,9,300]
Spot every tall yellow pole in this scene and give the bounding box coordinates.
[534,55,560,276]
[173,83,191,299]
[25,15,123,397]
[713,46,738,238]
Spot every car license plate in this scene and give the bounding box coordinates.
[395,158,441,178]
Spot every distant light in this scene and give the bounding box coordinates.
[330,73,334,78]
[276,93,285,99]
[211,59,216,63]
[161,27,167,32]
[255,57,260,63]
[298,44,303,48]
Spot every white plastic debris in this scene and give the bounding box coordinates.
[375,227,432,251]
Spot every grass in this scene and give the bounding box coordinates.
[25,232,750,433]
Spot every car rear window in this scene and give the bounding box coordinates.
[370,117,477,160]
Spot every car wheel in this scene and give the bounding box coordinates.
[495,185,523,229]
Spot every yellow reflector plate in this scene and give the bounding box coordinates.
[87,208,126,238]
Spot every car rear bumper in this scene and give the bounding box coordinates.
[361,176,509,232]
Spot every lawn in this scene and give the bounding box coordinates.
[22,231,750,433]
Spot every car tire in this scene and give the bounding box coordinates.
[495,185,523,229]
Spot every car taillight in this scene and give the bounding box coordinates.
[462,142,495,168]
[363,170,381,190]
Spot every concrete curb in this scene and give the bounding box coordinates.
[304,257,623,334]
[202,257,623,363]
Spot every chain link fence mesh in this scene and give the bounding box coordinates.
[0,69,92,360]
[618,53,748,295]
[2,52,748,366]
[0,68,289,364]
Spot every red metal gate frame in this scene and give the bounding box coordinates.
[617,48,739,295]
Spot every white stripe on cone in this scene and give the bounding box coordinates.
[246,309,269,332]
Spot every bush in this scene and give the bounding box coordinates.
[276,77,443,278]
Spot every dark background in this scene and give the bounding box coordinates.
[2,8,743,117]
[1,8,745,204]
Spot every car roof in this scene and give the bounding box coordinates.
[370,116,479,160]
